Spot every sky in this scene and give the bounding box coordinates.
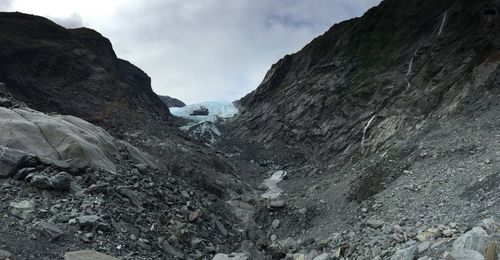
[0,0,381,104]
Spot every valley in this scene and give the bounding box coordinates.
[1,0,500,259]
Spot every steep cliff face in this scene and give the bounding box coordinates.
[230,0,500,169]
[0,12,170,131]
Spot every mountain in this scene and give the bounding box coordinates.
[230,0,499,169]
[2,1,500,259]
[0,12,250,260]
[158,95,186,108]
[0,12,170,131]
[222,0,500,259]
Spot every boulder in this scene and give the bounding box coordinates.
[0,150,36,178]
[270,200,286,208]
[240,240,264,260]
[76,215,108,231]
[453,227,488,252]
[50,172,72,191]
[29,174,52,189]
[391,245,418,260]
[116,186,143,208]
[36,221,64,241]
[0,106,160,175]
[0,249,14,260]
[14,167,36,180]
[160,240,185,259]
[9,200,35,219]
[449,249,485,260]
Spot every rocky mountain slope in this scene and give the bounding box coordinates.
[159,95,186,108]
[0,83,250,260]
[0,12,253,260]
[2,0,500,259]
[0,12,170,131]
[230,0,500,169]
[219,0,500,259]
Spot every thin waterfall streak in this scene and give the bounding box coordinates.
[407,56,414,76]
[361,115,376,149]
[0,146,8,160]
[438,12,447,35]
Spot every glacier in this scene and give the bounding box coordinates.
[169,102,239,144]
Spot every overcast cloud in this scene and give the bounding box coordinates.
[1,0,381,104]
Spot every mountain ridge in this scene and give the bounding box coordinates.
[0,12,170,132]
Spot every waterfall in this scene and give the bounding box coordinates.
[361,115,376,149]
[0,146,8,159]
[407,56,414,76]
[438,12,448,35]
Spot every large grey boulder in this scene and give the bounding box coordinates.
[0,107,60,160]
[453,227,488,252]
[449,249,485,260]
[0,106,160,174]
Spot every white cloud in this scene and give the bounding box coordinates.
[48,13,83,28]
[0,0,13,10]
[1,0,382,104]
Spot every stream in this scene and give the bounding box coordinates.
[261,170,287,199]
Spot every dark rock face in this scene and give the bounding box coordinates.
[158,95,186,108]
[0,12,170,131]
[229,0,500,170]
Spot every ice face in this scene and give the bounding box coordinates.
[169,102,239,122]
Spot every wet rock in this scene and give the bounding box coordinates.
[69,182,84,195]
[449,249,485,260]
[9,200,35,219]
[270,200,285,208]
[76,215,108,231]
[29,174,52,189]
[50,172,71,190]
[390,245,418,260]
[453,227,488,252]
[0,250,14,260]
[52,159,89,175]
[64,250,119,260]
[271,219,280,230]
[116,186,143,208]
[6,155,41,179]
[85,181,109,194]
[14,167,36,180]
[160,240,185,259]
[36,221,64,241]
